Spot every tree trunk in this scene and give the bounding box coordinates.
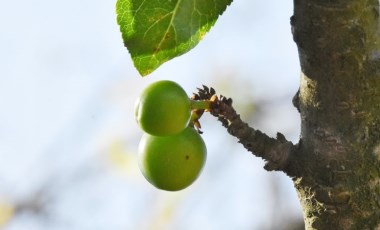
[291,0,380,229]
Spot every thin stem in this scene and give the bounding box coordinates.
[190,99,211,110]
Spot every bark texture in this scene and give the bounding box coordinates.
[291,0,380,229]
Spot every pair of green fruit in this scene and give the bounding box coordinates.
[135,80,207,191]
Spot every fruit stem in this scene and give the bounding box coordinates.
[190,100,211,110]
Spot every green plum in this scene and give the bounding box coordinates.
[138,127,207,191]
[135,80,191,136]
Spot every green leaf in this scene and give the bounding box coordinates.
[116,0,233,76]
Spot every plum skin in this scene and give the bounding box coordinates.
[135,80,191,136]
[138,127,207,191]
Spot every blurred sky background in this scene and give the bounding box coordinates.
[0,0,303,229]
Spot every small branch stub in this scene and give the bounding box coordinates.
[192,86,296,173]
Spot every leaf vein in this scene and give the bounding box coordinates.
[154,0,182,54]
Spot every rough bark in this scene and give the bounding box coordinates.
[291,0,380,229]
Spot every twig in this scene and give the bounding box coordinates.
[193,86,296,173]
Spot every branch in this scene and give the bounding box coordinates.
[193,86,296,173]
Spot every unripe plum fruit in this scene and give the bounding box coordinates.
[138,127,207,191]
[135,80,191,136]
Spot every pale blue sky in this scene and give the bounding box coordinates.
[0,0,302,229]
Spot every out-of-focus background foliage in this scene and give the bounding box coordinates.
[0,0,303,229]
